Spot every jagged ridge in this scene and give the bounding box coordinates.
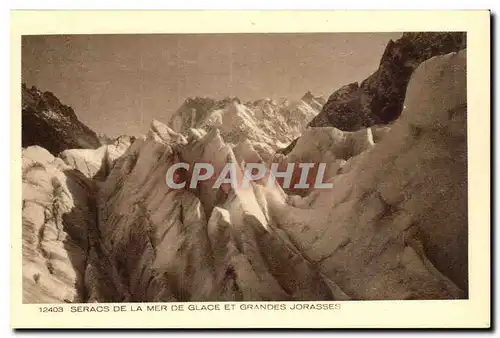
[308,32,466,131]
[22,84,102,156]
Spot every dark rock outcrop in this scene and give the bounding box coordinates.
[308,32,466,131]
[22,84,101,156]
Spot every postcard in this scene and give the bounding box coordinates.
[10,10,490,329]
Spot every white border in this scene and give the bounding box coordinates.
[5,8,492,332]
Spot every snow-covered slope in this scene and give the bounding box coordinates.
[21,49,468,302]
[22,146,96,303]
[268,50,468,298]
[59,136,133,180]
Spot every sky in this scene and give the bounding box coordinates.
[22,33,402,137]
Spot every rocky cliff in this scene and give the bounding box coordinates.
[22,84,102,156]
[21,49,467,302]
[308,32,466,131]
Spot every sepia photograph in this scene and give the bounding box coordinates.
[10,10,490,329]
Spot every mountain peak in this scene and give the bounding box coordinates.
[301,91,314,102]
[21,84,101,155]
